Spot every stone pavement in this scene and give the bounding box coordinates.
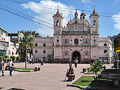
[0,63,113,90]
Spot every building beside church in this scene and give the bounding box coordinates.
[0,27,19,57]
[33,9,113,63]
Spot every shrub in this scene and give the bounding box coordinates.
[0,56,4,59]
[90,60,103,74]
[113,53,119,60]
[16,56,21,60]
[10,56,16,60]
[5,55,9,58]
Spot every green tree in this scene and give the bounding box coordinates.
[0,56,4,59]
[16,56,21,62]
[90,60,103,80]
[113,53,119,60]
[16,30,34,68]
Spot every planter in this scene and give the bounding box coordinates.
[34,67,37,71]
[38,67,40,71]
[83,68,86,73]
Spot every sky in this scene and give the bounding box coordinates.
[0,0,120,37]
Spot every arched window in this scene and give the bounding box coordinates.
[56,20,59,26]
[57,39,59,43]
[104,43,107,46]
[35,43,38,46]
[43,43,46,46]
[93,20,96,25]
[43,50,46,54]
[74,39,78,44]
[35,50,37,53]
[104,50,107,53]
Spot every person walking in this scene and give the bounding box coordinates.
[29,58,32,64]
[39,58,43,65]
[32,58,34,64]
[0,59,4,77]
[74,58,78,68]
[8,59,14,76]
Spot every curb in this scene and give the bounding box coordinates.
[67,84,119,90]
[18,70,34,72]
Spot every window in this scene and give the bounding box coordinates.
[104,43,107,46]
[86,52,88,56]
[93,20,96,25]
[35,43,38,46]
[104,50,107,53]
[56,20,59,26]
[74,39,78,44]
[35,50,37,53]
[75,26,77,30]
[75,21,77,24]
[57,39,59,43]
[65,51,68,55]
[1,31,3,35]
[43,43,46,46]
[43,50,46,54]
[65,39,68,44]
[85,39,88,44]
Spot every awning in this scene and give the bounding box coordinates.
[115,49,120,52]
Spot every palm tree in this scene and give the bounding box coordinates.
[15,30,41,68]
[16,30,34,68]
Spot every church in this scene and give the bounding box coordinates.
[33,9,113,63]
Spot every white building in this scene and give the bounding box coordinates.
[0,27,19,58]
[33,9,113,63]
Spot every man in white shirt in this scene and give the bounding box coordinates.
[74,58,78,68]
[9,59,14,76]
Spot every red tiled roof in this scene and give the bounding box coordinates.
[80,13,86,16]
[56,10,60,15]
[93,9,96,14]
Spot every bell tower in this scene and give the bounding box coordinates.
[53,9,63,35]
[89,9,99,34]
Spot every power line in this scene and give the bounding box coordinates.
[0,4,53,25]
[0,4,53,28]
[2,0,117,15]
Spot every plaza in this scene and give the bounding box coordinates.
[0,63,113,90]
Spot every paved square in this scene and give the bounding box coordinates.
[0,63,113,90]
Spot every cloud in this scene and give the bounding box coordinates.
[21,0,80,36]
[81,0,90,2]
[114,0,120,3]
[112,13,120,30]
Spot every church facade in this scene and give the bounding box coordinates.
[33,9,113,63]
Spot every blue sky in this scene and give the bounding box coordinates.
[0,0,120,37]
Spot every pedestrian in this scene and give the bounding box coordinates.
[32,58,34,64]
[74,58,78,68]
[40,58,43,65]
[8,59,14,76]
[36,59,38,63]
[0,59,4,77]
[29,58,32,64]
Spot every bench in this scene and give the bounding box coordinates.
[68,74,75,81]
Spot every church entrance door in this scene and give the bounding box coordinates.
[72,51,80,63]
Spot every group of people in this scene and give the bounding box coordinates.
[28,58,43,65]
[0,58,14,77]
